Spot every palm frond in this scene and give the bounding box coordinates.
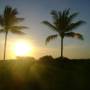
[16,18,24,22]
[10,28,25,35]
[51,10,58,16]
[3,6,18,26]
[10,26,28,34]
[51,10,58,22]
[75,33,84,40]
[0,29,5,33]
[65,32,84,40]
[62,8,70,17]
[54,9,70,31]
[45,34,58,45]
[3,6,25,26]
[66,20,86,32]
[69,12,78,21]
[4,6,18,16]
[12,8,18,15]
[9,18,24,25]
[42,21,57,32]
[11,26,28,30]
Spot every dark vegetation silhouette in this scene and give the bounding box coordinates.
[42,9,85,58]
[0,57,90,90]
[0,6,27,60]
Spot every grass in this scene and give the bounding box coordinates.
[0,57,90,90]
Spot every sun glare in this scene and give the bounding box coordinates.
[14,40,32,57]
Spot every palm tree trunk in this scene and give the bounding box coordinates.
[3,32,8,60]
[61,37,63,58]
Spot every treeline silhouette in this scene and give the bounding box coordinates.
[0,56,90,90]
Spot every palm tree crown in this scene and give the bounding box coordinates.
[42,9,85,58]
[0,6,27,60]
[0,6,27,34]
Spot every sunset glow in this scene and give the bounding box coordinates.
[0,0,90,59]
[13,40,32,57]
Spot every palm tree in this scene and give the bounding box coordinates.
[0,6,27,60]
[42,9,85,58]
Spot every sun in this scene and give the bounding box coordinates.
[14,40,32,57]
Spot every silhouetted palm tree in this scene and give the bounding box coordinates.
[0,6,27,60]
[42,9,85,58]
